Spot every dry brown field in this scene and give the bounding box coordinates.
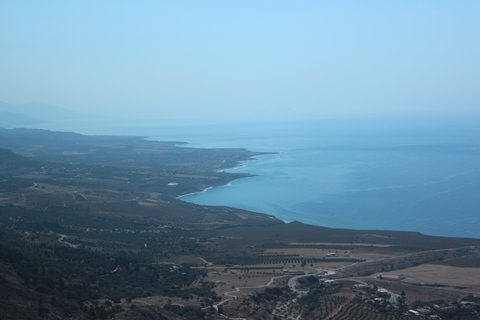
[355,263,480,304]
[384,264,480,291]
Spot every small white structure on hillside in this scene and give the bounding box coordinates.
[377,288,390,297]
[323,280,338,287]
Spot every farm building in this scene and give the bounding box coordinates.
[323,280,338,287]
[377,288,390,297]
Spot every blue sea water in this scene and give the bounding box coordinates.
[169,118,480,239]
[33,116,480,239]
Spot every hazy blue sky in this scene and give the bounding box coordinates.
[1,1,479,121]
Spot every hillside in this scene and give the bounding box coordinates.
[0,128,479,319]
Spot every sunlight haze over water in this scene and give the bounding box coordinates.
[1,1,480,121]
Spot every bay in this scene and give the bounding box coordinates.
[32,116,480,239]
[171,118,480,239]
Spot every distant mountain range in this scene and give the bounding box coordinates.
[0,100,90,128]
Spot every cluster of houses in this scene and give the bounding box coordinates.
[353,284,390,299]
[353,282,480,318]
[408,301,479,316]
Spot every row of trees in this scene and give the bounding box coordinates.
[211,256,363,265]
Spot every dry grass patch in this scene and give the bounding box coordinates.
[137,200,159,206]
[207,269,289,297]
[390,264,480,291]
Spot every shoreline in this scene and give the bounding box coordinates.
[4,126,478,240]
[177,174,257,201]
[177,186,214,200]
[177,150,272,200]
[174,143,480,240]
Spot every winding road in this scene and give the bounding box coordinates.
[213,275,289,310]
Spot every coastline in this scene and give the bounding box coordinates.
[178,186,214,199]
[173,141,480,239]
[2,126,479,240]
[175,145,275,200]
[2,125,480,318]
[177,163,262,200]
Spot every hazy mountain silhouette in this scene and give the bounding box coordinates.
[0,111,46,127]
[0,100,90,127]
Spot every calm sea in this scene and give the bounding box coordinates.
[33,116,480,239]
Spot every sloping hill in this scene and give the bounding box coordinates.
[0,111,46,127]
[0,100,90,127]
[0,148,34,169]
